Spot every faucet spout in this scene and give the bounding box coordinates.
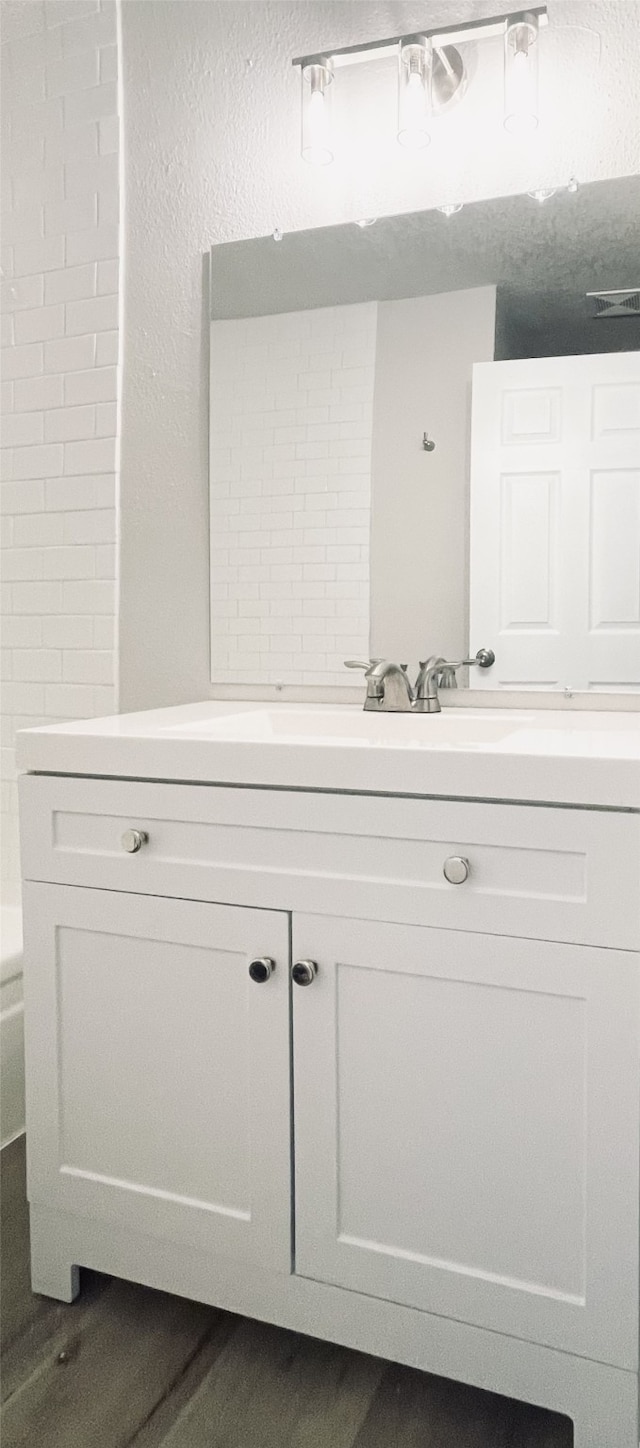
[366,660,414,712]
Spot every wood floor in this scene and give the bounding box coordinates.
[1,1136,573,1447]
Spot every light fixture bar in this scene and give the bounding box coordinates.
[292,7,547,72]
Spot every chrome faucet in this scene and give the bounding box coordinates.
[345,649,495,714]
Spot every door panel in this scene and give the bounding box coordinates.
[470,352,640,691]
[292,914,639,1368]
[24,883,291,1269]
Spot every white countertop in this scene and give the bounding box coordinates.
[16,700,640,810]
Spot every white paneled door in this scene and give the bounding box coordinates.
[470,352,640,690]
[23,884,292,1270]
[292,915,639,1368]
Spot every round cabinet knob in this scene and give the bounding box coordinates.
[121,829,148,854]
[443,855,470,885]
[292,959,318,987]
[248,957,275,984]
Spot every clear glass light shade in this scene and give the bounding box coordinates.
[398,39,432,149]
[504,13,539,134]
[301,62,334,165]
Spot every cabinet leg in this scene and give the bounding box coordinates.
[29,1210,80,1302]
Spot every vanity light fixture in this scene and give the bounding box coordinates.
[438,202,464,217]
[503,10,540,133]
[528,186,556,201]
[293,8,548,165]
[301,60,334,165]
[398,38,432,148]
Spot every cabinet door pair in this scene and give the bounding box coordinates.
[25,884,638,1368]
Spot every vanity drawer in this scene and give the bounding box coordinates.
[20,774,639,950]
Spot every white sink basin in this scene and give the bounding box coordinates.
[158,707,529,749]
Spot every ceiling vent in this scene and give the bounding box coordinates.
[587,289,640,318]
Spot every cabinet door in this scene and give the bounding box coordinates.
[292,915,639,1368]
[24,883,291,1270]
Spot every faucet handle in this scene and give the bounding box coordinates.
[344,658,382,674]
[345,658,386,707]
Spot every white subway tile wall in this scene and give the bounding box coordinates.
[209,304,376,687]
[1,0,120,903]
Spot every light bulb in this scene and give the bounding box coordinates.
[301,62,333,165]
[398,39,432,149]
[504,12,539,134]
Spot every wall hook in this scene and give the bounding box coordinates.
[422,432,436,452]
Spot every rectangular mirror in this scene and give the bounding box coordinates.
[209,176,640,700]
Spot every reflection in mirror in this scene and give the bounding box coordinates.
[209,176,640,698]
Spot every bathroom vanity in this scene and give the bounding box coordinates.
[17,702,640,1448]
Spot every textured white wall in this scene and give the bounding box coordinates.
[119,0,640,712]
[0,0,121,903]
[210,303,374,687]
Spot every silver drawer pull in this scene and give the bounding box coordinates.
[443,855,469,885]
[122,829,148,854]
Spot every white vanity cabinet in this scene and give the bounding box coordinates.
[19,770,640,1448]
